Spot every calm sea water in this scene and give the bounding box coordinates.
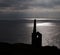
[0,18,60,48]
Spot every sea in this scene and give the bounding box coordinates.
[0,18,60,48]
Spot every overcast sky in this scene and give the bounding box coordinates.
[0,0,60,20]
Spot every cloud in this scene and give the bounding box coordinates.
[0,0,31,9]
[0,0,15,7]
[0,0,60,19]
[0,0,60,10]
[35,0,60,7]
[0,0,60,9]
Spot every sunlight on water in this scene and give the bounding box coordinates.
[27,22,55,27]
[26,22,60,48]
[37,23,53,26]
[25,18,60,20]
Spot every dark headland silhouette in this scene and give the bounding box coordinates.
[0,19,60,55]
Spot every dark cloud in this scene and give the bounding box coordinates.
[0,0,15,7]
[0,0,60,9]
[53,0,60,5]
[0,0,32,10]
[29,0,60,8]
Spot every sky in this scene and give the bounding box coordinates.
[0,0,60,20]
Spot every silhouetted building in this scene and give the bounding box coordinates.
[32,19,42,48]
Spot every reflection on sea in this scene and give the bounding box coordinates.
[0,18,60,48]
[27,21,60,48]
